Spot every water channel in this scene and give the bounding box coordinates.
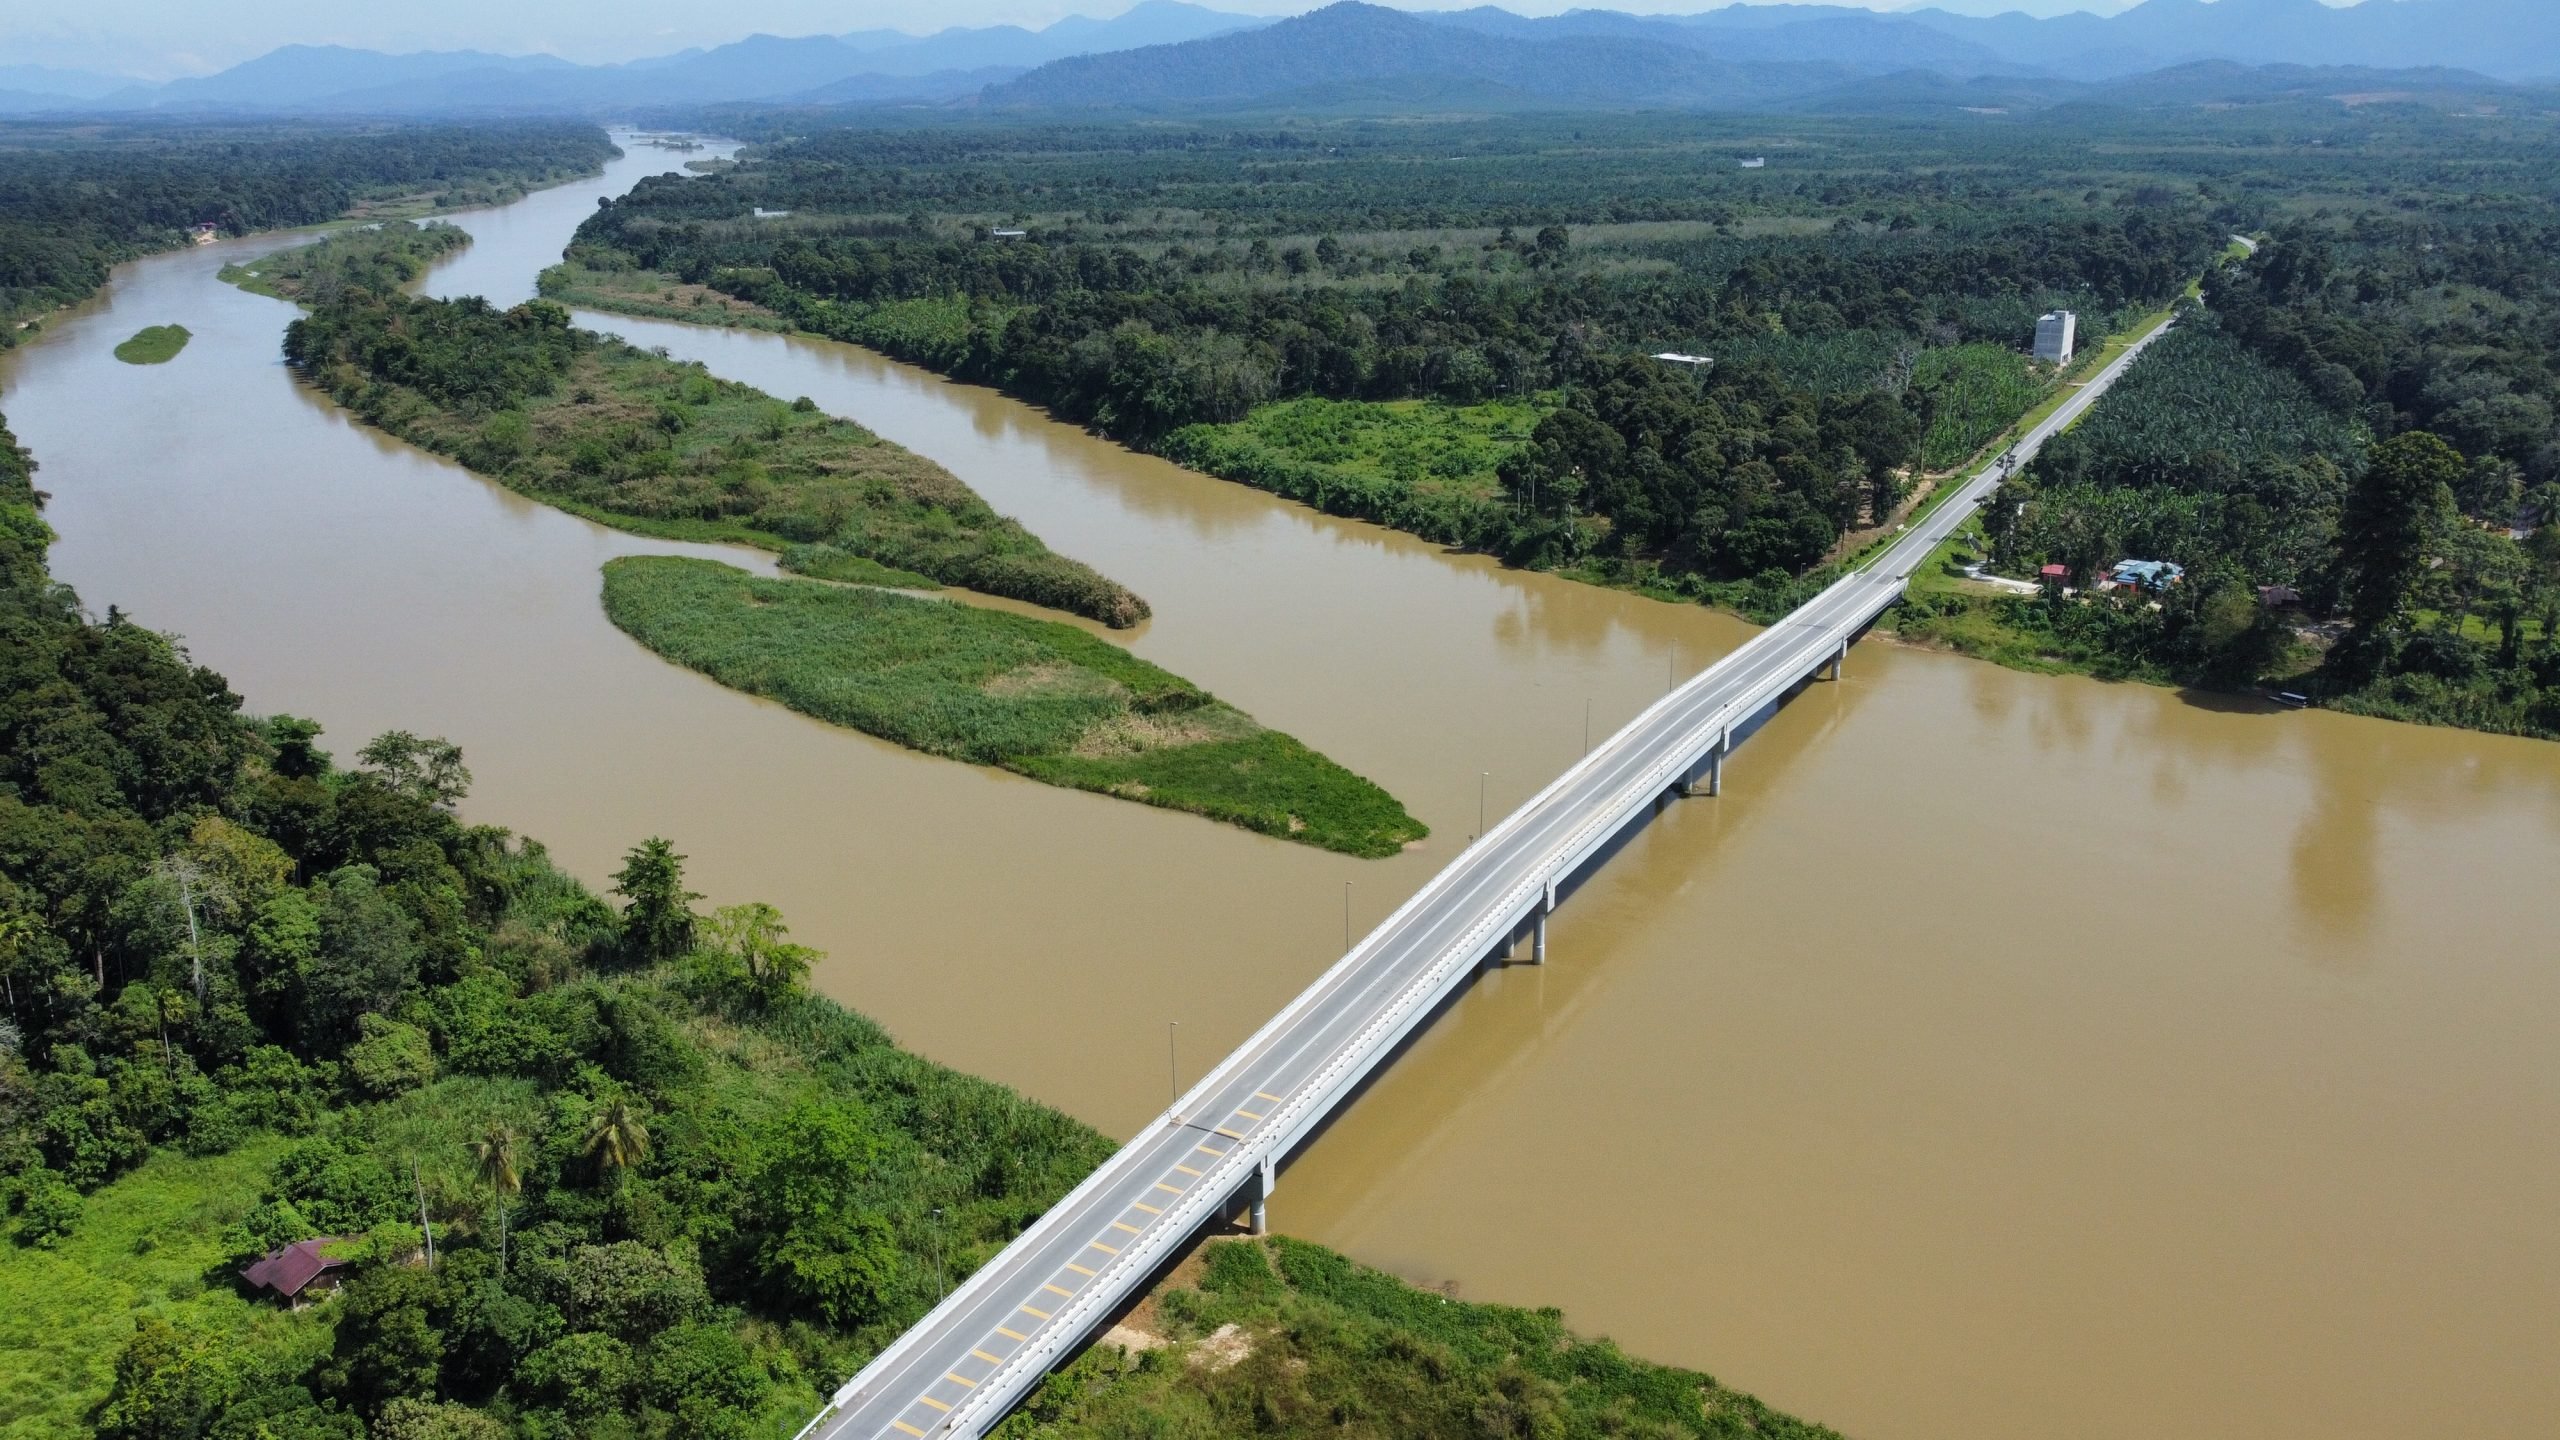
[5,136,2556,1440]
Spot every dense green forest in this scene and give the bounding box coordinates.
[561,113,2239,587]
[278,265,1145,627]
[0,120,616,343]
[561,107,2560,738]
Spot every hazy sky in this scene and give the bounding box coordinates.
[2,0,2362,82]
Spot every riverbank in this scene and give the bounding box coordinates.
[604,556,1427,856]
[544,260,2157,633]
[281,281,1147,628]
[0,403,1806,1440]
[0,121,618,345]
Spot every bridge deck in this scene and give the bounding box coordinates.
[802,318,2178,1440]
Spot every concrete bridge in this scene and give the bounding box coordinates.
[799,317,2179,1440]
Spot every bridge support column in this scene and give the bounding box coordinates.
[1828,639,1846,681]
[1532,878,1553,964]
[1251,1155,1275,1235]
[1708,729,1727,796]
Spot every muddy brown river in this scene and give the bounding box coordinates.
[6,137,2555,1440]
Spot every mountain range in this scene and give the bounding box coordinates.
[0,0,2553,117]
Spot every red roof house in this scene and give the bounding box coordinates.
[240,1237,356,1305]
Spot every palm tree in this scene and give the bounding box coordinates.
[467,1122,521,1269]
[581,1098,650,1184]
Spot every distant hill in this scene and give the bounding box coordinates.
[7,0,2554,116]
[144,45,574,110]
[983,3,1856,109]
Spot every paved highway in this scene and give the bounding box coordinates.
[800,314,2180,1440]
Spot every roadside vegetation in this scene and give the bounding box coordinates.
[221,221,472,303]
[110,325,190,365]
[602,556,1426,856]
[0,119,616,344]
[278,276,1146,627]
[1900,218,2560,739]
[999,1237,1841,1440]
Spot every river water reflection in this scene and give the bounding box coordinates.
[6,136,2556,1440]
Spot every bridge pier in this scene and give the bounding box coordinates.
[1531,878,1553,964]
[1828,638,1847,681]
[1250,1155,1275,1235]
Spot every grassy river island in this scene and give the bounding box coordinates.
[255,225,1421,852]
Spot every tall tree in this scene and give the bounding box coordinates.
[610,838,698,966]
[2335,431,2461,675]
[466,1123,521,1270]
[580,1098,651,1183]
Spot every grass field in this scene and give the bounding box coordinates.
[539,261,794,332]
[601,556,1425,856]
[0,1138,322,1439]
[110,324,190,364]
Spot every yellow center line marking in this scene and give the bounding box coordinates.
[945,1372,977,1389]
[1132,1201,1162,1215]
[1235,1109,1262,1121]
[1213,1126,1245,1139]
[1153,1182,1183,1195]
[972,1349,1003,1365]
[996,1325,1029,1341]
[1255,1091,1283,1103]
[1064,1263,1096,1277]
[1020,1303,1052,1320]
[1174,1164,1204,1177]
[1042,1283,1073,1298]
[1088,1240,1118,1255]
[892,1424,925,1437]
[1196,1144,1226,1158]
[1111,1220,1141,1234]
[919,1396,951,1413]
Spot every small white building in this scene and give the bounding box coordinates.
[1739,156,1767,169]
[988,227,1027,240]
[1651,352,1714,367]
[2034,310,2078,366]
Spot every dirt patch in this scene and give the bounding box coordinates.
[1110,1243,1212,1343]
[1070,705,1256,759]
[1100,1323,1166,1354]
[1191,1323,1254,1372]
[982,661,1087,699]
